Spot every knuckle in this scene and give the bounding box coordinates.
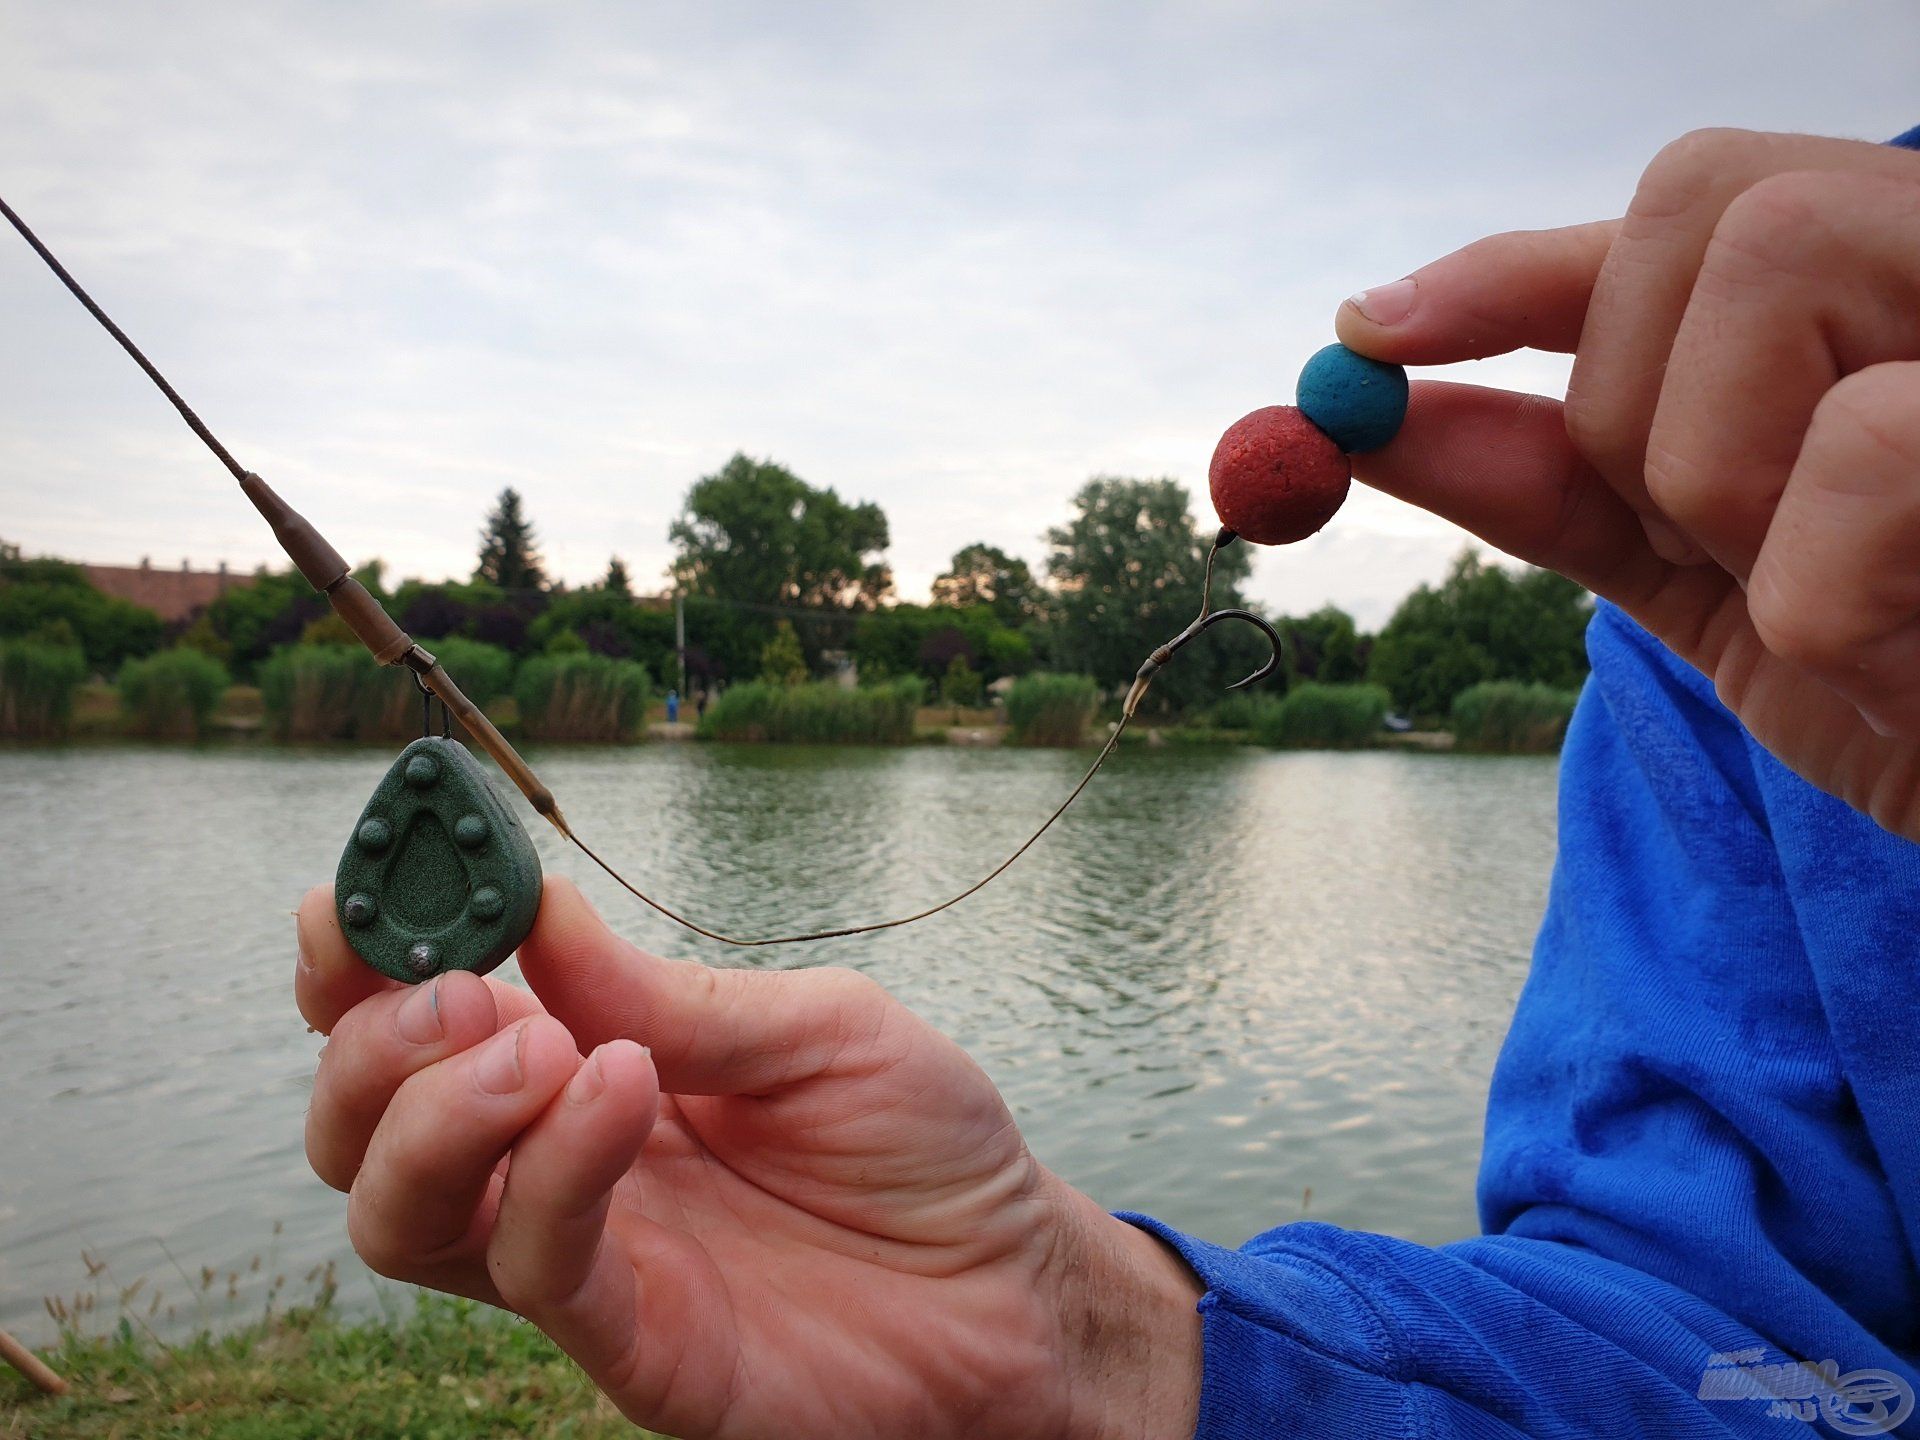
[1640,438,1709,527]
[1703,173,1828,279]
[489,1255,570,1314]
[1813,366,1920,473]
[345,1199,412,1281]
[815,965,885,1004]
[1632,128,1758,223]
[1747,576,1834,670]
[1562,384,1627,472]
[303,1121,353,1194]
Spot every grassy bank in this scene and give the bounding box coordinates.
[0,1291,664,1440]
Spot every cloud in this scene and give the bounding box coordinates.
[2,0,1915,619]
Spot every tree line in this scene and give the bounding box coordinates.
[0,453,1594,725]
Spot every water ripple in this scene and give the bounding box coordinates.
[0,742,1555,1338]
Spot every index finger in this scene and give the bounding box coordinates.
[1335,220,1619,365]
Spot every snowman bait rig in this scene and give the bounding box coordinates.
[2,195,1407,981]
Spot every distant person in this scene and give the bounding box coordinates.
[694,686,708,721]
[665,688,679,724]
[295,128,1920,1438]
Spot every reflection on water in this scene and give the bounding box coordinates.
[0,742,1557,1338]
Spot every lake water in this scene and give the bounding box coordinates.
[0,741,1558,1341]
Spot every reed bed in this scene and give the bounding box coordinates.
[1450,680,1580,753]
[355,636,517,742]
[261,641,521,743]
[1004,672,1099,746]
[0,640,89,740]
[699,678,925,744]
[258,645,379,742]
[1252,681,1390,749]
[115,649,230,740]
[515,653,651,742]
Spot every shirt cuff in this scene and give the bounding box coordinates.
[1117,1212,1416,1440]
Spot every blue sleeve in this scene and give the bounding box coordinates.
[1120,603,1920,1438]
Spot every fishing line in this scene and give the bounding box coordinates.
[1,195,1279,950]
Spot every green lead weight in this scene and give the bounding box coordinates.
[335,736,543,983]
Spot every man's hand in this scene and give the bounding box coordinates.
[1338,129,1920,836]
[296,878,1202,1440]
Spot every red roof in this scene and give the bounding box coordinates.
[83,561,254,623]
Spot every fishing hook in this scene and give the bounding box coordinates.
[1121,528,1283,716]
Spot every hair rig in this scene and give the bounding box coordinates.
[1,193,1406,979]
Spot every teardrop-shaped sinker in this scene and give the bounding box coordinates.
[334,737,542,983]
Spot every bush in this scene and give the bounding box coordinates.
[1451,681,1580,753]
[1005,672,1100,746]
[0,639,88,739]
[0,554,165,670]
[1253,682,1390,749]
[758,622,809,687]
[1207,690,1283,732]
[941,654,983,708]
[117,648,229,739]
[432,637,516,707]
[515,653,651,742]
[700,678,925,744]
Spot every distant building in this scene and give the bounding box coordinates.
[82,558,253,623]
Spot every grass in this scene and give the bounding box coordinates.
[0,1290,663,1440]
[1450,680,1580,753]
[1003,673,1099,746]
[699,677,925,744]
[1252,682,1391,749]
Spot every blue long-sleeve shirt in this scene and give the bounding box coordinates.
[1123,593,1920,1436]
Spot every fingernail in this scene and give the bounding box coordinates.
[566,1049,607,1105]
[474,1024,526,1095]
[395,978,444,1045]
[1346,278,1416,327]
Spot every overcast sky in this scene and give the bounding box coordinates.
[2,1,1914,626]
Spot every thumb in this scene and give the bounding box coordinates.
[1354,379,1670,605]
[517,877,890,1096]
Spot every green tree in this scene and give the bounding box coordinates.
[1367,549,1591,720]
[1044,478,1261,715]
[475,488,547,592]
[931,544,1039,626]
[670,455,891,611]
[603,556,633,598]
[851,603,1033,685]
[759,621,809,687]
[1283,605,1365,685]
[191,567,322,677]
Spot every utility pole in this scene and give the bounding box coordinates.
[675,591,687,697]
